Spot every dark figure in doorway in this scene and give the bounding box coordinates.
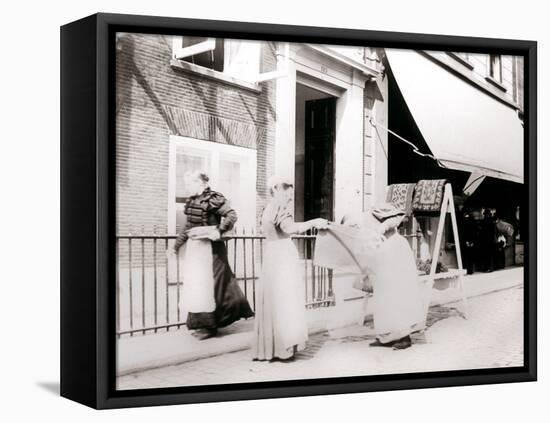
[494,213,507,270]
[460,208,479,275]
[479,208,497,272]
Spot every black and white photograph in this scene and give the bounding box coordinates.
[114,32,527,391]
[4,0,549,417]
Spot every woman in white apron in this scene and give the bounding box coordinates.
[252,175,328,361]
[366,205,426,349]
[174,172,253,340]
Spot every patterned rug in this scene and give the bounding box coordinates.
[385,183,416,216]
[412,179,447,213]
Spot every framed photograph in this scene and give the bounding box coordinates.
[60,13,537,409]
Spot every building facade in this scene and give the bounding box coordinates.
[114,34,525,338]
[116,34,524,266]
[386,49,525,269]
[116,33,388,236]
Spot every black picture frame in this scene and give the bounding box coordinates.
[60,12,537,409]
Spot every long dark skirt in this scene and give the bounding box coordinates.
[187,241,254,329]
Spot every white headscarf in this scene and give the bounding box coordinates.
[267,174,293,191]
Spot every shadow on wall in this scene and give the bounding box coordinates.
[116,34,279,230]
[116,33,177,134]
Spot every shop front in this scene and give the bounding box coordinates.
[385,49,525,273]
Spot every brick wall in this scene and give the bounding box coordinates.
[116,33,277,238]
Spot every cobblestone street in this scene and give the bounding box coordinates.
[118,285,523,390]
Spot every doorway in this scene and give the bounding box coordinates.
[295,84,336,223]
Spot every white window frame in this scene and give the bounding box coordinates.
[171,37,289,83]
[172,37,216,60]
[488,54,503,82]
[167,135,257,234]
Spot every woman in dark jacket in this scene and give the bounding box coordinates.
[174,172,253,340]
[460,208,479,275]
[479,208,497,272]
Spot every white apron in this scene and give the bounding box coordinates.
[179,239,216,314]
[369,234,426,343]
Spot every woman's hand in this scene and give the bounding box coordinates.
[310,218,329,230]
[167,248,177,260]
[207,229,221,241]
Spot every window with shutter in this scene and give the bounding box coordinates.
[223,39,261,80]
[173,37,224,72]
[171,37,287,84]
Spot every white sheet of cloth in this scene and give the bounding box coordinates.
[313,223,382,274]
[178,239,216,314]
[314,222,426,343]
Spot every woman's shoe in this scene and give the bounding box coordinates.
[268,355,296,363]
[195,328,218,340]
[392,336,412,350]
[369,339,396,347]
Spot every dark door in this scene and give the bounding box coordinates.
[304,97,336,221]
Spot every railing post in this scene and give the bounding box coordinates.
[116,236,120,338]
[259,236,263,265]
[176,229,181,326]
[165,236,169,331]
[251,230,256,310]
[233,237,238,282]
[310,237,316,302]
[141,225,146,335]
[328,269,334,302]
[242,228,248,299]
[153,225,158,333]
[128,226,134,336]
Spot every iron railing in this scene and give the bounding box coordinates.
[116,230,334,337]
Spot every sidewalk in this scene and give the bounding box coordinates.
[117,266,523,375]
[117,281,524,389]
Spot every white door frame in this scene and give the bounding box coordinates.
[275,44,369,222]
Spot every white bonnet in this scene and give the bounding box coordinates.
[267,174,293,190]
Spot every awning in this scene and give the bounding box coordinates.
[386,49,524,184]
